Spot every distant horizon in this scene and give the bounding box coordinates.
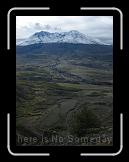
[16,16,113,44]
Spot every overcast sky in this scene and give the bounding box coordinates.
[16,16,113,44]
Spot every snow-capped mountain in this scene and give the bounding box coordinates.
[16,30,109,46]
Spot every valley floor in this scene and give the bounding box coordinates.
[16,51,113,146]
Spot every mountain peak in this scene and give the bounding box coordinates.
[17,30,108,46]
[33,31,49,36]
[69,30,80,33]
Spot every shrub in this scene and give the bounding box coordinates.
[70,106,101,137]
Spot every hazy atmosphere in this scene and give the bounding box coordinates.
[16,16,113,44]
[16,16,113,146]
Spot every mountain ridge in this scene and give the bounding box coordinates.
[16,30,110,46]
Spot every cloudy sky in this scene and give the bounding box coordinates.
[16,16,113,44]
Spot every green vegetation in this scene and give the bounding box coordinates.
[16,47,113,146]
[70,104,101,137]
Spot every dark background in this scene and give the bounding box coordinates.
[0,0,128,161]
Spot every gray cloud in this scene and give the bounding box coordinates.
[33,23,62,31]
[16,16,113,44]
